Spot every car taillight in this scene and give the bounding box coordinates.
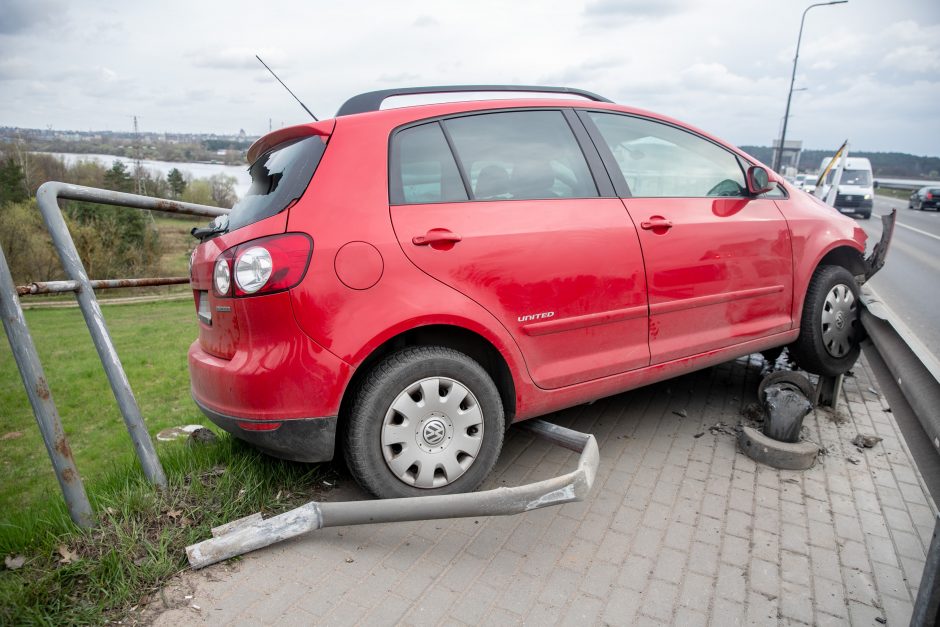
[213,251,233,296]
[928,192,934,200]
[213,233,313,298]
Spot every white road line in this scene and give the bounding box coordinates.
[894,221,940,242]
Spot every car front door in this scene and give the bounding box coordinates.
[388,110,650,389]
[581,111,794,365]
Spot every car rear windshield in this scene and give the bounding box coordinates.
[226,135,326,232]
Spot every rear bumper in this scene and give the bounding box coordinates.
[187,295,352,422]
[194,397,337,463]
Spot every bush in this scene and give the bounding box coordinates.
[0,200,62,284]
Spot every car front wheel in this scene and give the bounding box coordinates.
[343,346,505,499]
[789,265,862,377]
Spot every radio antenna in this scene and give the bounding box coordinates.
[255,54,318,121]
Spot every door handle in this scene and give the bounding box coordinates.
[640,218,673,231]
[412,229,462,246]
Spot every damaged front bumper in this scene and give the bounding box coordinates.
[863,209,896,282]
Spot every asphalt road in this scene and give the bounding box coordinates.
[856,194,940,359]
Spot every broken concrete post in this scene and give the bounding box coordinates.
[762,384,813,443]
[740,370,819,470]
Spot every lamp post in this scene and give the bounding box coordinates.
[773,1,848,172]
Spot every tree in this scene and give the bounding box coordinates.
[0,157,28,205]
[208,173,238,207]
[167,168,187,198]
[103,160,133,193]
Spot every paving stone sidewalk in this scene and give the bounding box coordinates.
[152,353,936,626]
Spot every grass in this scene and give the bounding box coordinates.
[0,438,334,624]
[0,298,335,623]
[0,300,201,508]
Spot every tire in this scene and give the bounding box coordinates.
[789,265,862,377]
[343,346,505,499]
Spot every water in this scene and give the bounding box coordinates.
[38,152,252,199]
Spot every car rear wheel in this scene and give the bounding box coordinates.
[343,346,505,499]
[789,265,862,377]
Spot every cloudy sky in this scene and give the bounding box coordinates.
[2,0,938,155]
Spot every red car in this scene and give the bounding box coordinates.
[188,85,878,499]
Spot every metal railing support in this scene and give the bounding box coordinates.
[814,373,844,409]
[31,182,227,490]
[186,419,599,569]
[0,245,95,527]
[17,276,190,296]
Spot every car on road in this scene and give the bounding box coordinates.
[908,186,940,211]
[818,156,875,219]
[187,85,887,499]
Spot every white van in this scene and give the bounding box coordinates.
[818,156,874,219]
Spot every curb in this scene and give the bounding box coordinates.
[738,425,819,470]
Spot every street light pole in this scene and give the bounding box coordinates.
[773,1,848,172]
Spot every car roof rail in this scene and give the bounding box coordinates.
[335,85,614,117]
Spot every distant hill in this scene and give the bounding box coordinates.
[739,146,940,179]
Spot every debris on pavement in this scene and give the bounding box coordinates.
[709,422,736,436]
[852,434,884,449]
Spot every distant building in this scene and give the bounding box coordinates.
[772,139,803,173]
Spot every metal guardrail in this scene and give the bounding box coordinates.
[16,277,190,296]
[0,182,227,527]
[859,290,940,626]
[186,419,599,569]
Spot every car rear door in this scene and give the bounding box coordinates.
[581,111,793,365]
[388,109,649,389]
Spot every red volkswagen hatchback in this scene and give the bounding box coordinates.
[189,86,878,499]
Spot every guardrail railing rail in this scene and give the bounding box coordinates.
[0,182,227,527]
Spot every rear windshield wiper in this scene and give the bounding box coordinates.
[191,215,230,241]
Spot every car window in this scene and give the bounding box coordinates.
[586,112,747,198]
[442,111,598,200]
[228,136,326,232]
[390,122,468,205]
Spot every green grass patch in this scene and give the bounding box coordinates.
[0,437,334,624]
[0,298,336,623]
[0,300,203,509]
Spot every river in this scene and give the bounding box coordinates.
[37,152,252,200]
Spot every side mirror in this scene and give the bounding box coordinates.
[746,166,774,195]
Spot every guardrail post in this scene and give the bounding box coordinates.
[911,514,940,626]
[0,245,95,527]
[814,373,844,409]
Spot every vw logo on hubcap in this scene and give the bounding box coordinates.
[422,419,446,446]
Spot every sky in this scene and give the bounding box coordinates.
[1,0,938,155]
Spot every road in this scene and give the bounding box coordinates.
[856,194,940,358]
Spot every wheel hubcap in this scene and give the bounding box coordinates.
[381,377,484,489]
[821,283,857,358]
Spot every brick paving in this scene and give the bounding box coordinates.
[152,353,936,625]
